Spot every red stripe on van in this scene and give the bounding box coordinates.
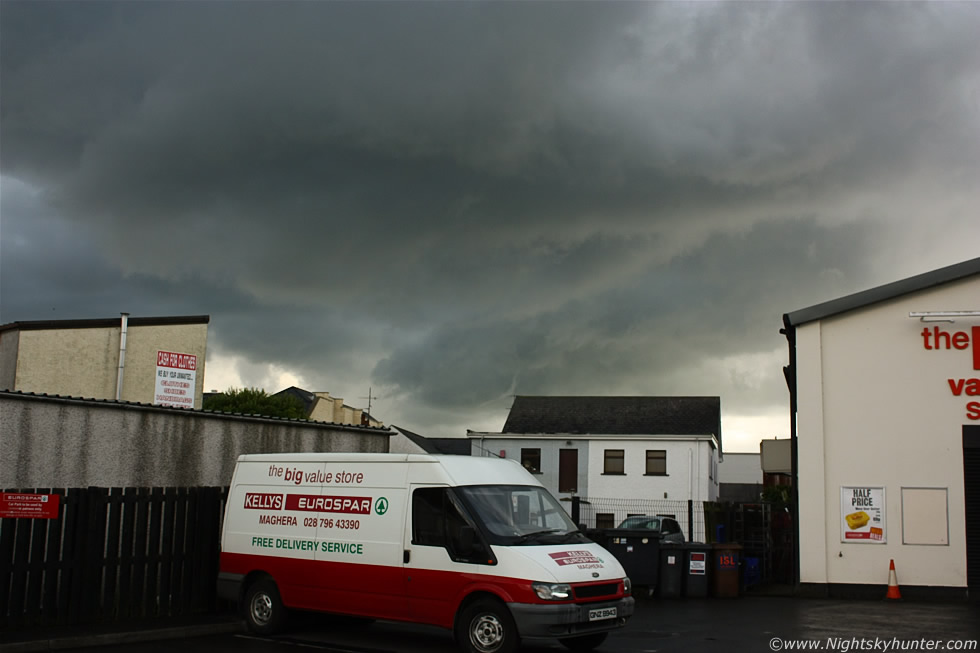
[221,552,625,629]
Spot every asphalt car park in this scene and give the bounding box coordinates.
[13,595,979,653]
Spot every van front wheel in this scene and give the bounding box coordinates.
[244,578,287,635]
[456,598,519,653]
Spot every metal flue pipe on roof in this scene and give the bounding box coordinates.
[116,312,129,401]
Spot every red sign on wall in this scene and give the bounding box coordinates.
[154,350,198,409]
[0,493,60,519]
[919,325,980,420]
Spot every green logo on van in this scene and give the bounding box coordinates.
[374,497,389,515]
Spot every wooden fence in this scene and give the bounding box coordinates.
[1,486,229,630]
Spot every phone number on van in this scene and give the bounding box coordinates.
[256,514,360,530]
[303,517,360,529]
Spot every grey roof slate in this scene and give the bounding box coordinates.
[394,425,439,453]
[428,438,472,455]
[393,425,471,455]
[784,257,980,327]
[502,396,721,442]
[273,386,317,415]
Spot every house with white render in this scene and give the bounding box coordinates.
[467,396,722,523]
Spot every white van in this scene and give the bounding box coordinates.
[218,453,634,653]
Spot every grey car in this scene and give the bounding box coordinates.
[614,515,686,543]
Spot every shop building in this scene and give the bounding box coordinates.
[782,257,980,598]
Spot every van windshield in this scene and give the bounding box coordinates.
[456,485,589,545]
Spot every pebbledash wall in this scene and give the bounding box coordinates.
[0,391,393,488]
[784,258,980,598]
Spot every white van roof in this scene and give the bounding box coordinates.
[234,453,540,487]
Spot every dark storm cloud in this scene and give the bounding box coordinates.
[1,1,977,443]
[373,216,875,412]
[0,177,252,322]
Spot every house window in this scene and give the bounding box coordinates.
[596,513,615,529]
[521,448,541,473]
[645,450,667,475]
[603,449,625,475]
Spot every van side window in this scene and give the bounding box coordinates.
[412,488,446,547]
[412,488,495,565]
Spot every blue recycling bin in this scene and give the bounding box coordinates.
[743,556,761,588]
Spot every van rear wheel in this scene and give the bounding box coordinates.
[244,578,287,635]
[456,598,519,653]
[560,632,609,651]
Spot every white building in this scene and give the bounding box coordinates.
[782,257,980,599]
[718,452,762,502]
[468,396,722,511]
[760,438,792,477]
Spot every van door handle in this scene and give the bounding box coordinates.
[403,550,410,564]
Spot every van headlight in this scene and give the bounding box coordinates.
[532,583,572,600]
[623,577,632,595]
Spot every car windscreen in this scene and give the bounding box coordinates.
[455,485,588,546]
[618,516,661,530]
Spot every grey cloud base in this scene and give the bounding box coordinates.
[2,1,977,443]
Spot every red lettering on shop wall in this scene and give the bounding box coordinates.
[975,326,980,370]
[922,326,980,420]
[921,326,974,355]
[969,402,980,420]
[948,379,980,396]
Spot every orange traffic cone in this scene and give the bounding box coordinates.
[885,559,902,600]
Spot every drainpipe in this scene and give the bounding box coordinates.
[780,314,799,587]
[116,312,129,401]
[689,449,694,501]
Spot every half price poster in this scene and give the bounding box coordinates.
[840,486,885,543]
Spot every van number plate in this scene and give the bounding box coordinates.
[588,607,617,621]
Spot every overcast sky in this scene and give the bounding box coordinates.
[2,2,978,451]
